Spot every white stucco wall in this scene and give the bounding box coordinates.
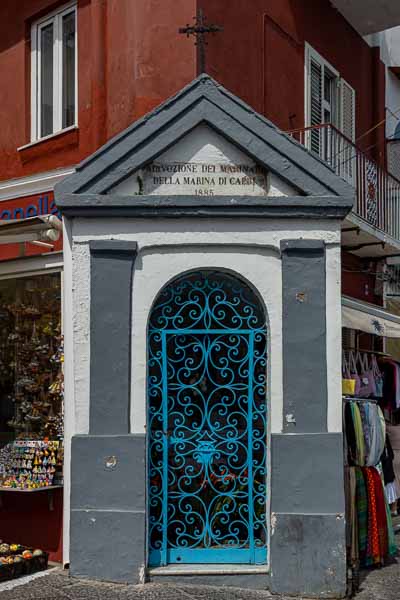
[386,72,400,139]
[65,217,342,434]
[326,242,343,433]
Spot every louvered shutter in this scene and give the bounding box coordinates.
[340,79,356,142]
[309,57,323,155]
[339,79,356,183]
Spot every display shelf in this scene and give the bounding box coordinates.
[0,485,62,492]
[0,485,63,511]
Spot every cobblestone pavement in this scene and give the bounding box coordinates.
[0,562,399,600]
[354,559,400,600]
[0,570,274,600]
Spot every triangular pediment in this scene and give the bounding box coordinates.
[56,74,354,201]
[110,124,296,197]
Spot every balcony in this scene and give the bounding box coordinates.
[288,123,400,253]
[330,0,400,35]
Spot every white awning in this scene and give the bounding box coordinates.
[0,215,62,247]
[342,295,400,338]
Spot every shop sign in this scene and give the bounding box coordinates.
[0,191,62,262]
[0,193,60,221]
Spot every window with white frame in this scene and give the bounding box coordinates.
[31,2,77,141]
[305,44,355,159]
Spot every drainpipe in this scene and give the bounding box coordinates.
[91,0,107,150]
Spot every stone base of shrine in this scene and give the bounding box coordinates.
[69,434,146,584]
[148,567,270,589]
[270,512,346,598]
[269,433,347,598]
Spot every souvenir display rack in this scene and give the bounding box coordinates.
[0,273,64,488]
[0,542,48,582]
[0,440,63,490]
[0,273,63,441]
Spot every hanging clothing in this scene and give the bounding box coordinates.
[342,353,400,567]
[355,467,368,565]
[384,497,398,558]
[380,433,400,505]
[345,400,385,467]
[345,467,359,565]
[372,355,384,398]
[366,404,386,467]
[352,403,365,466]
[371,467,390,562]
[343,399,396,569]
[381,434,396,486]
[379,408,387,461]
[360,403,371,463]
[386,423,400,501]
[395,363,400,409]
[364,467,382,566]
[385,482,398,505]
[345,402,357,466]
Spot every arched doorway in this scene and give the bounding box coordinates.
[148,271,268,567]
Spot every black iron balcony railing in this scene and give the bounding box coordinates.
[288,123,400,241]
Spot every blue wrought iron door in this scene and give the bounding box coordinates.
[148,272,267,566]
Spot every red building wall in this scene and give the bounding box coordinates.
[0,0,196,183]
[341,250,381,305]
[0,0,387,185]
[0,490,63,562]
[202,0,386,164]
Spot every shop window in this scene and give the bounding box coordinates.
[0,272,63,488]
[31,3,77,141]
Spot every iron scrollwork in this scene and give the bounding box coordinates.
[148,271,267,565]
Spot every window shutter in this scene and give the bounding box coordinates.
[338,79,356,183]
[340,79,356,142]
[309,56,323,154]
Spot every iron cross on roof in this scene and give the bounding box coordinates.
[179,8,223,75]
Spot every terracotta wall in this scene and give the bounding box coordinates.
[0,0,387,183]
[0,0,387,184]
[0,490,63,562]
[0,0,196,182]
[341,250,382,305]
[201,0,386,164]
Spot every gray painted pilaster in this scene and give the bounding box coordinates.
[70,240,146,584]
[270,240,346,598]
[281,239,327,433]
[89,240,137,434]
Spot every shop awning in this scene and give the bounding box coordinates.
[342,295,400,338]
[0,215,62,248]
